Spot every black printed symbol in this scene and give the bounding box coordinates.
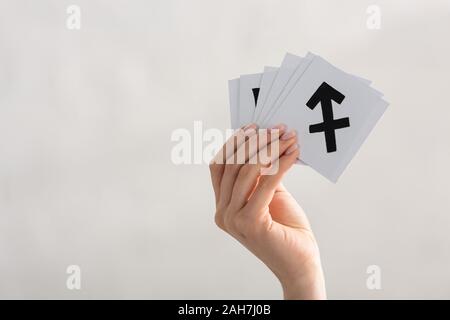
[252,88,260,107]
[306,82,350,153]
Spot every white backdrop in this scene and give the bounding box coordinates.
[1,0,450,299]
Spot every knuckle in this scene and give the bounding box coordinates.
[236,211,272,238]
[233,214,247,231]
[234,212,252,234]
[214,211,225,230]
[222,213,236,231]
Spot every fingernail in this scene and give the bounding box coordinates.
[280,130,296,141]
[242,123,257,131]
[242,124,257,136]
[285,143,299,155]
[244,127,257,136]
[270,123,286,131]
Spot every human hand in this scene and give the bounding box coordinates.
[209,124,326,300]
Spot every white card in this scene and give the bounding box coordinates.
[260,53,314,127]
[255,53,305,125]
[238,73,262,127]
[228,78,240,129]
[261,52,384,127]
[252,66,278,124]
[267,55,388,182]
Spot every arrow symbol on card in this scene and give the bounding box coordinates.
[306,82,350,153]
[252,88,260,107]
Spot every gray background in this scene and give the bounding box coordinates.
[1,0,449,299]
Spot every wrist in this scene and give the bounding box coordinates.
[280,259,326,300]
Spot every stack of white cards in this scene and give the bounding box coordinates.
[228,52,388,182]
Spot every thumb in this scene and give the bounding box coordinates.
[269,187,312,231]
